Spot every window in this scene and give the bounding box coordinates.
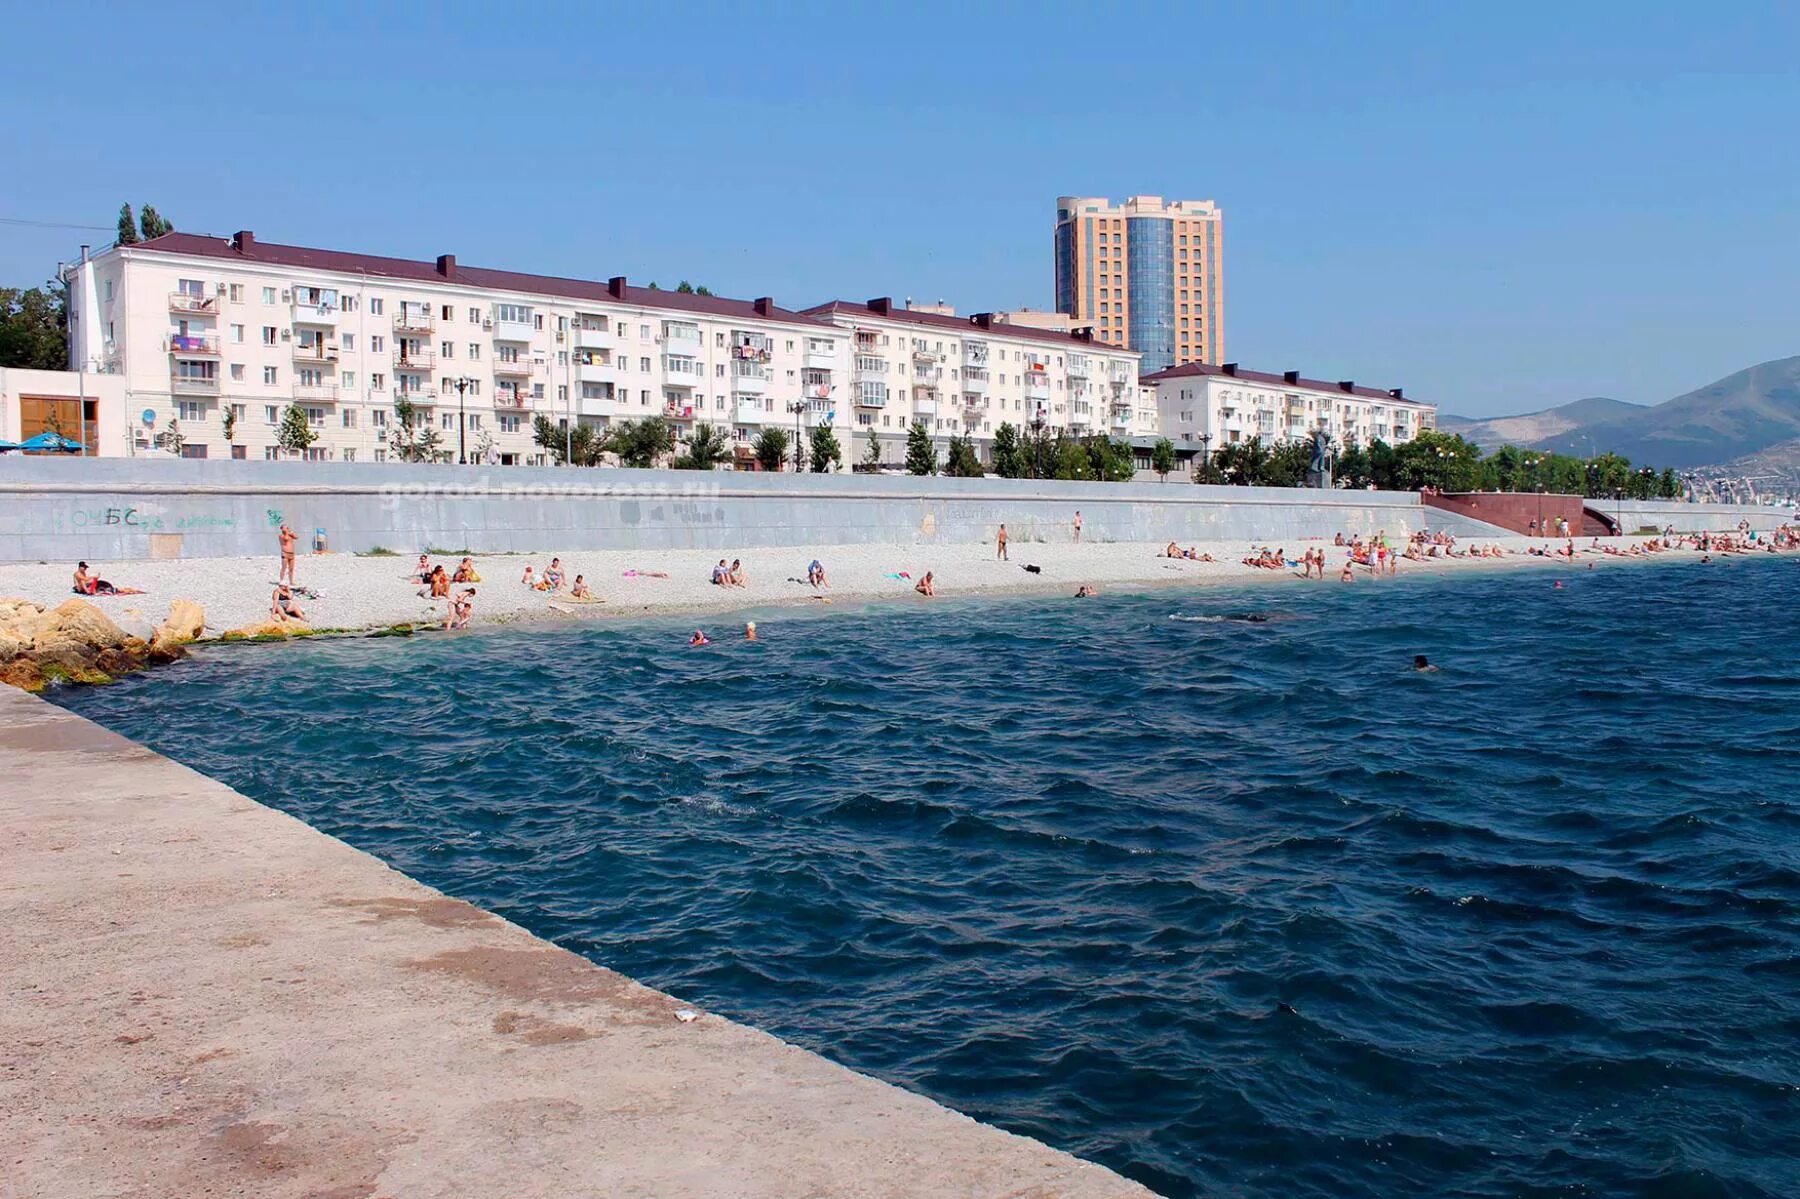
[374,449,387,462]
[229,323,244,344]
[262,287,276,304]
[263,366,278,385]
[371,372,385,391]
[441,305,454,320]
[441,341,454,358]
[468,343,480,360]
[264,446,282,460]
[342,448,356,462]
[468,414,482,430]
[370,335,384,353]
[532,383,544,399]
[640,324,650,340]
[341,371,356,388]
[639,357,650,372]
[261,326,277,346]
[341,333,354,351]
[342,410,357,428]
[229,284,244,302]
[103,280,114,302]
[304,407,326,426]
[373,409,388,428]
[177,401,205,422]
[264,405,279,424]
[341,295,358,314]
[469,307,481,324]
[440,413,454,430]
[500,415,521,433]
[370,298,384,316]
[230,364,245,382]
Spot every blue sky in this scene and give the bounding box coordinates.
[2,1,1796,417]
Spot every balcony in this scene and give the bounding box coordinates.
[493,392,529,411]
[664,356,703,388]
[1109,364,1133,385]
[731,365,769,394]
[293,340,340,365]
[914,397,939,418]
[394,349,436,373]
[574,324,613,350]
[962,369,989,394]
[663,401,697,421]
[166,333,220,357]
[577,359,615,384]
[1026,379,1050,401]
[294,383,339,403]
[392,309,434,334]
[961,397,984,420]
[169,291,219,316]
[491,311,534,342]
[290,299,339,327]
[733,397,767,425]
[803,347,837,370]
[912,347,941,365]
[965,342,989,367]
[396,389,438,406]
[1068,355,1090,378]
[803,382,832,401]
[494,357,535,378]
[663,323,703,354]
[855,365,887,385]
[914,365,943,386]
[170,374,220,394]
[855,389,887,409]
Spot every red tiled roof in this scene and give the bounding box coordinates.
[801,300,1140,357]
[1140,360,1425,406]
[125,231,834,329]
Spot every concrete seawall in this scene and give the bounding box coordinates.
[0,458,1524,562]
[0,685,1152,1198]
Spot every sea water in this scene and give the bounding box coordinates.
[58,558,1800,1197]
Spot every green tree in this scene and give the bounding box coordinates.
[988,422,1023,478]
[753,426,790,472]
[1210,437,1268,485]
[1659,468,1680,499]
[944,433,983,477]
[221,405,237,443]
[675,281,695,294]
[862,426,884,471]
[673,421,731,470]
[163,417,185,456]
[392,397,445,462]
[601,417,676,467]
[116,204,138,246]
[695,285,714,297]
[1259,438,1313,488]
[1051,434,1093,481]
[138,204,173,239]
[1151,437,1175,481]
[275,404,317,456]
[0,285,68,369]
[809,423,842,472]
[904,421,937,475]
[1082,435,1136,482]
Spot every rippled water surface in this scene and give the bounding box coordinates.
[59,559,1800,1197]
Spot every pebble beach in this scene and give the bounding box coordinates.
[0,533,1764,638]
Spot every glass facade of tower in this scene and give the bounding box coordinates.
[1126,216,1174,373]
[1053,220,1075,317]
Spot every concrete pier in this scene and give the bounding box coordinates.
[0,685,1153,1198]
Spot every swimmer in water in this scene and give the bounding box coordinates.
[689,630,710,647]
[745,621,758,641]
[1413,654,1439,672]
[1074,584,1097,598]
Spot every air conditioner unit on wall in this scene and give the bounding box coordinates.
[483,319,494,331]
[216,282,228,295]
[281,289,292,302]
[281,329,292,341]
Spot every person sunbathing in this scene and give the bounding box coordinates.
[271,584,306,623]
[452,557,481,583]
[727,558,747,587]
[915,571,936,596]
[570,575,592,599]
[1165,542,1181,558]
[415,554,432,583]
[711,559,729,586]
[521,564,536,587]
[418,565,450,599]
[543,558,566,590]
[72,562,144,596]
[808,559,828,587]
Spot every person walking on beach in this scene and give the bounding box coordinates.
[1073,511,1083,543]
[278,524,298,586]
[997,524,1009,561]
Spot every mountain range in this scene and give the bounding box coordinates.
[1438,355,1800,478]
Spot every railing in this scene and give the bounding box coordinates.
[393,311,435,334]
[394,350,436,372]
[293,342,340,363]
[395,389,438,404]
[294,384,339,402]
[166,333,220,356]
[168,292,218,315]
[291,300,339,324]
[170,374,220,393]
[805,383,832,400]
[494,358,535,377]
[914,366,942,386]
[492,393,528,410]
[1068,356,1089,377]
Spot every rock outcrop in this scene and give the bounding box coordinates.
[220,620,313,641]
[0,598,207,692]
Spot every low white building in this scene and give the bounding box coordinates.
[1144,362,1436,457]
[801,299,1152,463]
[62,230,846,464]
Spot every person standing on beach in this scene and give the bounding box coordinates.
[997,524,1009,561]
[278,524,298,586]
[1073,511,1083,543]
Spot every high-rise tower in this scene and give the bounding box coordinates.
[1054,195,1222,373]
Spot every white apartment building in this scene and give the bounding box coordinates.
[63,230,845,463]
[1145,362,1436,456]
[800,299,1152,463]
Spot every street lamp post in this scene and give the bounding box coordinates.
[1198,432,1213,484]
[1030,410,1047,479]
[452,376,474,464]
[787,400,806,472]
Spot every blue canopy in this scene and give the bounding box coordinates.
[19,431,83,452]
[0,439,20,452]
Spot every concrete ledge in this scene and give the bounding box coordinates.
[0,686,1151,1198]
